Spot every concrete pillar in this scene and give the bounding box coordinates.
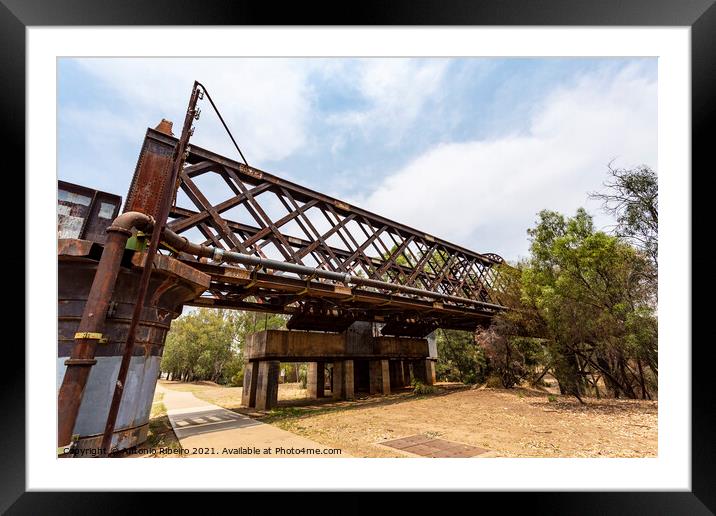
[413,359,436,386]
[426,359,436,385]
[389,360,404,388]
[403,360,412,386]
[388,361,398,388]
[255,360,280,410]
[307,362,325,399]
[381,360,391,394]
[241,361,259,407]
[369,359,391,395]
[343,360,355,400]
[369,360,381,394]
[332,361,344,399]
[333,360,354,400]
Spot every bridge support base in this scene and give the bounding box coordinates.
[369,359,391,395]
[333,360,355,400]
[389,360,406,388]
[308,362,325,399]
[241,327,436,408]
[413,359,436,385]
[255,360,280,411]
[242,361,259,408]
[404,360,412,386]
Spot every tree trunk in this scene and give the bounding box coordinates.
[637,359,648,400]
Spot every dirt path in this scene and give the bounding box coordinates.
[264,386,658,458]
[158,384,346,458]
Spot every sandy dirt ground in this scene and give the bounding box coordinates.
[158,380,307,407]
[157,380,657,458]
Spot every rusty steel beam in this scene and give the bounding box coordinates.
[145,128,501,264]
[120,123,509,333]
[159,229,505,313]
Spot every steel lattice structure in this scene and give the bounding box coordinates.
[126,128,509,336]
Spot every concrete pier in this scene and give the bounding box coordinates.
[332,360,355,400]
[413,359,437,385]
[242,361,259,408]
[307,362,325,399]
[255,360,280,410]
[241,325,435,408]
[369,359,391,395]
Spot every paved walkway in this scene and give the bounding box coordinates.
[157,384,346,458]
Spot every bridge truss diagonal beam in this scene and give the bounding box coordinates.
[127,128,510,332]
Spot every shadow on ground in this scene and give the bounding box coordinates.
[231,382,657,426]
[232,383,471,423]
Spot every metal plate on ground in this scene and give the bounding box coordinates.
[379,434,489,458]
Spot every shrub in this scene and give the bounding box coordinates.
[485,375,504,388]
[229,371,244,387]
[412,380,436,395]
[436,329,488,384]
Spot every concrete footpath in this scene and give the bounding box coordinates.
[157,384,346,458]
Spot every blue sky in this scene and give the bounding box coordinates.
[58,57,657,261]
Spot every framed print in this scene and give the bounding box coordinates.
[3,0,711,513]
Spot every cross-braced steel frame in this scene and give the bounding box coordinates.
[126,128,510,336]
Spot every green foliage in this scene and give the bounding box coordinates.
[590,164,658,269]
[161,308,287,385]
[435,329,487,384]
[235,311,288,345]
[222,354,245,387]
[476,323,545,389]
[505,207,657,400]
[411,380,437,395]
[415,167,656,401]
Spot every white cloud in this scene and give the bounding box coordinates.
[70,58,313,165]
[356,63,657,261]
[325,58,450,144]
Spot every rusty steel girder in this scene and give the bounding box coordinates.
[124,128,510,334]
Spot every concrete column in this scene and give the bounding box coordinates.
[393,360,406,388]
[412,359,436,386]
[332,361,344,399]
[381,359,391,394]
[369,359,391,395]
[241,361,259,408]
[412,359,427,384]
[388,360,399,388]
[343,360,355,400]
[333,360,354,400]
[307,362,325,399]
[369,360,381,394]
[426,359,436,385]
[255,360,280,410]
[403,360,412,386]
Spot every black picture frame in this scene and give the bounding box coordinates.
[3,0,709,513]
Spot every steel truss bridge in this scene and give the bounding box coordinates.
[127,128,509,337]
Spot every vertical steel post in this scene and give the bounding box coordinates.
[99,82,202,455]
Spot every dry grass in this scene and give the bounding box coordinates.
[267,385,657,458]
[158,380,657,458]
[160,380,309,410]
